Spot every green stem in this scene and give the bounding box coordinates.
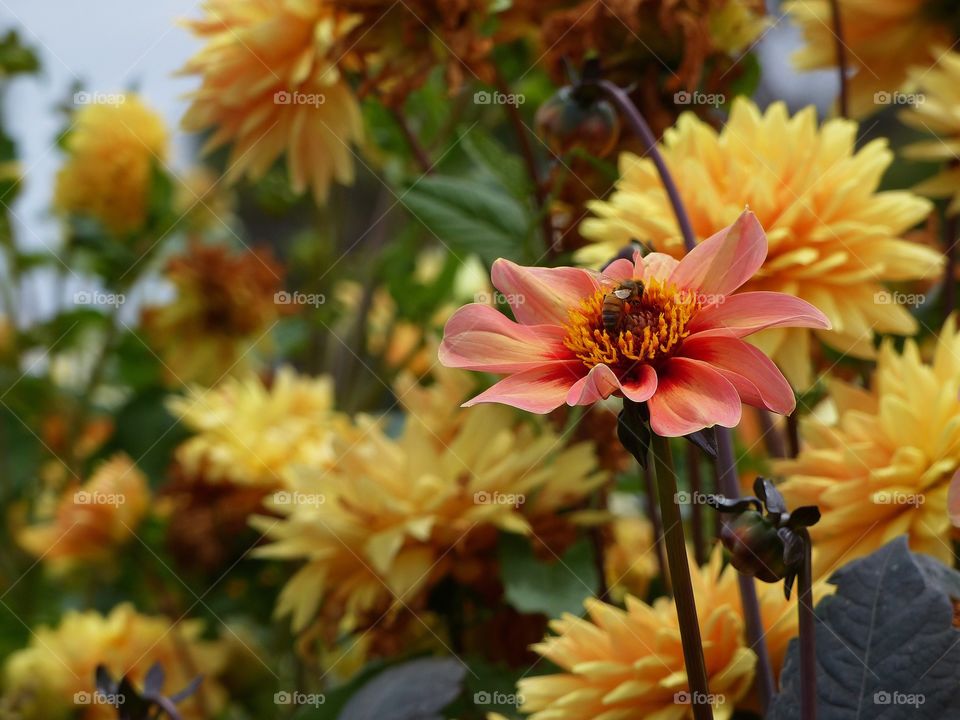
[650,433,713,720]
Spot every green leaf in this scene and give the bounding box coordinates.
[499,535,598,618]
[460,130,530,199]
[401,175,530,264]
[770,537,960,719]
[336,657,466,720]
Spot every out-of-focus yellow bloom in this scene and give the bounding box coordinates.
[604,514,658,602]
[3,603,226,720]
[173,166,236,233]
[17,454,149,571]
[901,49,960,215]
[778,317,960,576]
[785,0,953,117]
[54,96,168,236]
[141,242,284,385]
[168,366,349,487]
[580,99,941,388]
[708,0,770,55]
[180,0,363,204]
[519,548,755,720]
[252,369,608,634]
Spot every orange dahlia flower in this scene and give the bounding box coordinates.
[440,211,829,436]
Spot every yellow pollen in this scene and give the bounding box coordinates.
[563,279,700,370]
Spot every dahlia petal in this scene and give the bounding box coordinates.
[439,304,570,372]
[565,364,658,406]
[949,471,960,528]
[647,358,742,436]
[669,210,767,295]
[462,361,584,414]
[680,335,796,415]
[636,252,680,283]
[492,258,600,325]
[602,258,634,281]
[687,292,831,339]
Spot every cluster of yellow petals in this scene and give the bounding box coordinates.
[778,317,960,577]
[3,604,227,720]
[564,280,699,370]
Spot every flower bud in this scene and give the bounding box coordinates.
[535,86,620,158]
[720,510,787,583]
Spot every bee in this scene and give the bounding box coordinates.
[602,279,644,333]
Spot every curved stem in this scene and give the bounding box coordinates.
[643,462,670,590]
[595,79,696,253]
[650,433,713,720]
[827,0,850,118]
[686,443,707,565]
[717,428,776,712]
[797,527,817,720]
[390,107,432,174]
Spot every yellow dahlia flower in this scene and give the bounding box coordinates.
[168,366,350,487]
[785,0,954,117]
[54,95,168,236]
[180,0,363,204]
[3,603,226,720]
[141,242,284,385]
[17,454,149,571]
[777,317,960,576]
[579,99,941,388]
[519,548,755,720]
[252,369,608,633]
[901,48,960,214]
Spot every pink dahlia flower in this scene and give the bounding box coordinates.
[439,210,831,437]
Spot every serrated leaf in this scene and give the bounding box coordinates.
[337,657,466,720]
[770,537,960,719]
[499,535,598,618]
[460,130,530,198]
[401,175,529,264]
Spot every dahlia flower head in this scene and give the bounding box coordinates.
[440,210,830,437]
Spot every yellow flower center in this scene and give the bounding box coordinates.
[563,279,700,371]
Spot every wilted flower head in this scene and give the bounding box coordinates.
[786,0,954,117]
[54,95,168,236]
[3,604,226,720]
[519,547,755,720]
[168,366,349,487]
[141,242,285,385]
[17,454,149,572]
[441,210,829,436]
[779,317,960,576]
[580,99,940,388]
[252,369,608,634]
[180,0,363,203]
